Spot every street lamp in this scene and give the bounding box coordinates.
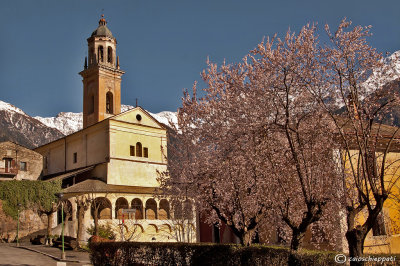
[16,203,21,247]
[55,193,66,260]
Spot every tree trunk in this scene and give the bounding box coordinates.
[77,207,84,245]
[46,212,53,245]
[290,228,305,251]
[346,228,366,266]
[94,214,99,236]
[239,229,254,246]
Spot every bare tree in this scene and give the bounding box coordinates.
[89,194,111,236]
[38,202,58,245]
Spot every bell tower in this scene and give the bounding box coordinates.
[79,15,125,128]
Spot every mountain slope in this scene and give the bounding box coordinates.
[0,101,64,149]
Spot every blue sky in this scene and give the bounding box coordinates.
[0,0,399,117]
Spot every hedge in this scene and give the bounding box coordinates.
[0,180,61,219]
[89,242,338,266]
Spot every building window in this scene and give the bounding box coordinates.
[107,47,113,63]
[372,211,386,236]
[106,92,113,114]
[98,45,104,62]
[130,145,135,156]
[73,152,77,164]
[3,158,12,173]
[19,162,27,171]
[143,147,148,158]
[136,142,142,157]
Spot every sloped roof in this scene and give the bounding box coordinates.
[45,166,95,181]
[62,179,159,195]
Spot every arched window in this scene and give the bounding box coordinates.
[136,142,142,157]
[115,197,129,219]
[159,199,170,219]
[88,95,94,114]
[106,92,113,114]
[145,199,157,220]
[107,47,113,63]
[98,45,104,62]
[131,198,143,219]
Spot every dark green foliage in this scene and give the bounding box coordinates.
[0,180,61,219]
[87,224,116,240]
[89,242,338,266]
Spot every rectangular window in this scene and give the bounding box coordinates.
[73,152,77,164]
[130,145,135,156]
[143,147,148,158]
[19,162,27,171]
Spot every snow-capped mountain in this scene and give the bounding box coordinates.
[0,100,64,148]
[364,51,400,93]
[33,104,177,136]
[34,112,83,136]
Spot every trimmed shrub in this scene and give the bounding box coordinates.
[89,242,338,266]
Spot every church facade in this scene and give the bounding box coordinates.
[34,16,197,243]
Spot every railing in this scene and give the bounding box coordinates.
[0,168,18,175]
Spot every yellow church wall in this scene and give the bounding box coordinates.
[109,120,167,162]
[35,140,66,175]
[106,111,167,187]
[107,159,163,187]
[35,120,109,175]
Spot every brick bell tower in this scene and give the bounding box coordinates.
[80,15,125,128]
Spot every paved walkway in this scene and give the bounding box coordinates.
[0,243,91,266]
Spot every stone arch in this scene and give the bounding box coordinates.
[106,92,113,114]
[91,197,112,220]
[146,224,158,233]
[131,198,143,219]
[115,197,129,219]
[159,224,172,233]
[159,199,170,219]
[145,198,157,220]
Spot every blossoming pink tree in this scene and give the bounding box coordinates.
[160,20,400,257]
[313,19,400,261]
[247,24,342,251]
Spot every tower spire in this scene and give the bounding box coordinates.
[80,17,125,128]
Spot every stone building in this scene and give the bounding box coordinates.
[34,16,197,242]
[0,141,42,181]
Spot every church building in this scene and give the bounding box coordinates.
[34,16,197,243]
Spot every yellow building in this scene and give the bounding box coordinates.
[34,16,197,243]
